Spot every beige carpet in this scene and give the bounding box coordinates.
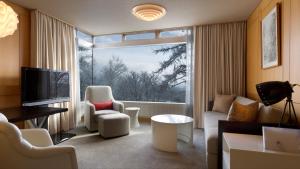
[61,122,207,169]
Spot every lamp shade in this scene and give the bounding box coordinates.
[0,1,19,38]
[256,81,293,106]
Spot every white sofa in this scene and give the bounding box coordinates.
[0,113,78,169]
[204,96,282,169]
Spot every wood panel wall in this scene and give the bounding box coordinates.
[247,0,300,120]
[0,1,30,127]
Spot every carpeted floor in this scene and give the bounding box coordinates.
[61,122,207,169]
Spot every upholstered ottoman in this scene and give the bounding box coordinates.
[98,113,130,138]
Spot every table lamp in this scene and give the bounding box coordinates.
[256,81,299,126]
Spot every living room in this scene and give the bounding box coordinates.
[0,0,300,169]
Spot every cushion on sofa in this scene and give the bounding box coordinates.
[230,96,262,111]
[257,106,282,123]
[212,94,236,113]
[227,101,259,122]
[234,96,257,105]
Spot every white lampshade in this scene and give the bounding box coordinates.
[0,1,19,38]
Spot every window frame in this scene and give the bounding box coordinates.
[76,30,94,100]
[93,27,190,49]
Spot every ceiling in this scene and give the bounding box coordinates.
[9,0,261,35]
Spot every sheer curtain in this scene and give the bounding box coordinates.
[185,28,195,118]
[31,10,80,134]
[193,22,247,128]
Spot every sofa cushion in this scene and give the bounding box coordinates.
[230,96,263,111]
[204,111,227,128]
[227,101,259,122]
[212,94,236,113]
[235,96,257,105]
[257,106,282,123]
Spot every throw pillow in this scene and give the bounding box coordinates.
[257,106,282,123]
[227,100,259,122]
[93,100,113,110]
[212,94,236,113]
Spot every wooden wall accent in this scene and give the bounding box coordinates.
[247,0,300,120]
[0,1,30,127]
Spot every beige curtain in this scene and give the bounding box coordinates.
[31,10,79,134]
[193,22,247,128]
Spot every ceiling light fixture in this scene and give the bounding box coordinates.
[0,1,19,38]
[132,4,166,21]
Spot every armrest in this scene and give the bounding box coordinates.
[30,145,76,157]
[29,146,78,169]
[21,128,53,147]
[113,100,124,113]
[85,101,96,115]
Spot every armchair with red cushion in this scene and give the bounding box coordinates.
[84,86,124,131]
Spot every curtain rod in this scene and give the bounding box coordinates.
[196,20,247,27]
[32,9,75,27]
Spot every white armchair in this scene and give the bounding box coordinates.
[0,113,78,169]
[84,86,124,131]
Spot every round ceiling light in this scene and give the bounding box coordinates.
[0,1,19,38]
[132,4,166,21]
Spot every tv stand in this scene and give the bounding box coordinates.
[0,106,75,144]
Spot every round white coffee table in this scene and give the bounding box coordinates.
[151,114,193,152]
[125,107,140,128]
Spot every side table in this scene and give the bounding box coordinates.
[125,107,140,128]
[151,114,193,152]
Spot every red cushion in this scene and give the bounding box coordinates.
[93,100,113,110]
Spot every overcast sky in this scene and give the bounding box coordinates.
[93,44,178,75]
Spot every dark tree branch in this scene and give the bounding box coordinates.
[154,44,187,88]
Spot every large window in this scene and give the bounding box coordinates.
[78,28,189,103]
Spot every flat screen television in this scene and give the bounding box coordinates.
[21,67,70,106]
